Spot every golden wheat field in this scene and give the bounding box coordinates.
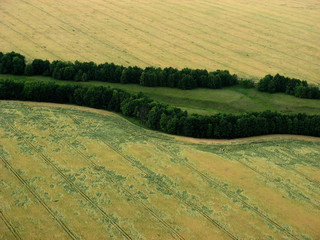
[0,0,320,84]
[0,101,319,240]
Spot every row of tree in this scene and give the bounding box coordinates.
[0,52,237,90]
[1,52,319,99]
[1,78,319,138]
[258,74,320,99]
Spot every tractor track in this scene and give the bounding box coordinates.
[0,210,22,240]
[111,119,302,240]
[0,155,78,240]
[47,125,186,240]
[2,119,133,240]
[65,113,239,240]
[19,107,185,240]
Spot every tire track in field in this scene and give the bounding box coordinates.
[192,0,320,51]
[156,144,304,240]
[0,155,78,240]
[20,106,185,240]
[17,0,150,66]
[65,112,239,240]
[0,35,31,59]
[201,0,320,35]
[111,119,302,239]
[110,0,281,76]
[0,210,22,240]
[89,0,250,75]
[150,1,320,69]
[37,0,193,69]
[2,119,133,240]
[264,149,320,187]
[48,127,185,240]
[24,107,186,240]
[146,134,303,239]
[65,0,230,71]
[46,0,208,70]
[110,112,320,210]
[0,9,90,62]
[127,2,319,81]
[197,0,320,42]
[151,0,320,71]
[227,155,320,209]
[219,0,316,25]
[0,21,63,60]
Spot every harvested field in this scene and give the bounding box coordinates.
[0,0,319,84]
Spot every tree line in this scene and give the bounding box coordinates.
[258,74,320,99]
[0,51,237,90]
[1,78,319,139]
[1,51,319,99]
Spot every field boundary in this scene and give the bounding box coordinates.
[1,100,319,145]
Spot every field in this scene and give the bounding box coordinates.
[2,74,320,116]
[0,100,319,239]
[1,0,320,84]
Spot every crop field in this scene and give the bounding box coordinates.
[0,100,319,239]
[1,0,320,84]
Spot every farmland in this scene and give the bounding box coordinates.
[2,74,320,116]
[0,100,319,239]
[1,0,320,84]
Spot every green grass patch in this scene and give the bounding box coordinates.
[1,74,319,115]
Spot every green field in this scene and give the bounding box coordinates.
[0,0,319,84]
[1,74,320,116]
[0,101,319,239]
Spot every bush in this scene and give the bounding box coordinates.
[258,74,320,99]
[239,79,254,88]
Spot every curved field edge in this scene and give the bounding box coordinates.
[0,100,319,239]
[2,100,320,144]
